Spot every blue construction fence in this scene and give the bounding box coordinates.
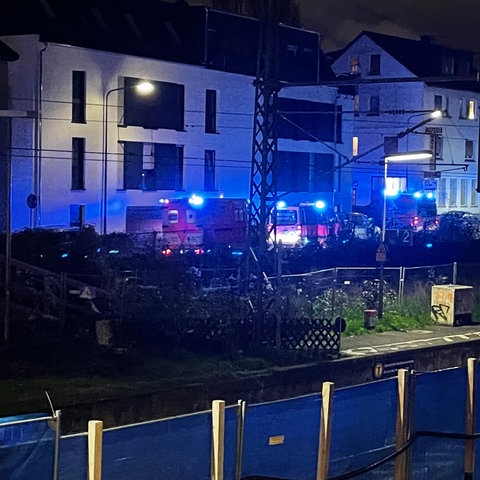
[1,364,479,479]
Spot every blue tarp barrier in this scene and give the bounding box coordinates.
[4,365,480,479]
[0,413,56,480]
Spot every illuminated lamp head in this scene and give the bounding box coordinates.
[188,194,204,207]
[426,192,434,199]
[384,187,398,197]
[159,198,170,204]
[276,200,287,209]
[413,192,422,199]
[314,200,326,210]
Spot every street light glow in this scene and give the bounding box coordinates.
[135,81,154,95]
[385,150,433,162]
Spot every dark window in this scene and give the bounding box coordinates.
[275,98,342,143]
[369,54,380,75]
[123,141,143,190]
[434,95,443,111]
[312,153,334,191]
[70,204,85,228]
[72,71,86,123]
[123,77,184,131]
[204,149,216,191]
[72,137,85,189]
[123,141,183,191]
[384,136,398,156]
[276,151,333,192]
[205,89,217,134]
[465,139,474,161]
[368,96,379,115]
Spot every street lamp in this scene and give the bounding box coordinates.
[102,80,154,234]
[375,109,442,319]
[377,149,434,318]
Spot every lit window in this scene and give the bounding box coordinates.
[352,136,359,157]
[350,56,360,74]
[468,100,476,120]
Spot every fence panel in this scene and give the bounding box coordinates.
[58,433,88,480]
[0,413,56,480]
[328,379,398,479]
[241,395,321,480]
[411,369,467,479]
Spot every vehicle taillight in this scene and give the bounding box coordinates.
[412,216,420,226]
[162,248,173,256]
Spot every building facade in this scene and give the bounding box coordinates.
[330,31,480,218]
[0,3,354,234]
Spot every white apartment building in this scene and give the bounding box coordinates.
[0,2,354,234]
[330,31,480,218]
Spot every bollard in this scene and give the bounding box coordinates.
[364,309,377,329]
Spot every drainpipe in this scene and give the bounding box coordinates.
[34,42,48,227]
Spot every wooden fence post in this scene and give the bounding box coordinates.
[317,381,334,480]
[464,358,477,480]
[88,420,103,480]
[211,400,225,480]
[395,368,412,480]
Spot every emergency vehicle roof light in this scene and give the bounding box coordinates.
[314,200,326,210]
[188,194,204,207]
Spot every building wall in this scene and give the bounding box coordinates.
[331,34,480,216]
[2,35,354,233]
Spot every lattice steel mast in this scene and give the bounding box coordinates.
[247,0,280,342]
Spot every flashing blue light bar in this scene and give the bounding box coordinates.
[188,194,204,207]
[314,200,326,210]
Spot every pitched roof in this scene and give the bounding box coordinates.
[329,30,480,92]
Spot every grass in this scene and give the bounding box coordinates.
[1,285,477,418]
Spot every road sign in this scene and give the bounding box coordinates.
[423,171,441,178]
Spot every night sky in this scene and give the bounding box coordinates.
[296,0,480,52]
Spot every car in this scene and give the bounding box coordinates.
[338,212,381,240]
[438,211,480,240]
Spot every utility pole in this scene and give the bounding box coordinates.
[247,0,279,344]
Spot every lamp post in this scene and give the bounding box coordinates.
[375,109,442,319]
[377,150,434,318]
[102,81,154,234]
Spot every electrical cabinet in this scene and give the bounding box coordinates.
[431,284,474,326]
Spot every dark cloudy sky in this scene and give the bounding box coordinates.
[296,0,480,53]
